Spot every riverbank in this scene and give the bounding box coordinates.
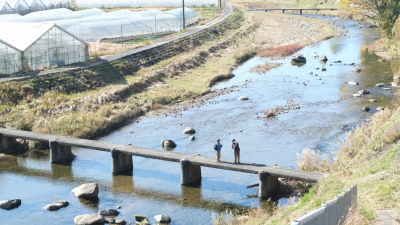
[0,6,338,145]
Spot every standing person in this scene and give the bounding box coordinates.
[214,139,223,162]
[232,139,240,163]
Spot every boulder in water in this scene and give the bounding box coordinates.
[352,68,361,72]
[238,96,249,101]
[154,215,171,223]
[361,107,370,112]
[189,136,195,141]
[162,140,177,148]
[183,127,196,134]
[0,199,21,209]
[319,55,328,61]
[347,81,359,85]
[377,107,385,111]
[74,214,106,225]
[358,90,369,95]
[369,99,377,102]
[43,200,69,211]
[71,183,99,199]
[375,83,385,87]
[98,209,119,216]
[291,55,306,62]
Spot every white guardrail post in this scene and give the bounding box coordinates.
[291,185,357,225]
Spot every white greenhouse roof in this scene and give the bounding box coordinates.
[52,13,142,29]
[0,22,84,51]
[135,9,163,17]
[0,12,83,21]
[75,0,218,8]
[74,8,105,17]
[25,8,73,16]
[6,0,28,9]
[93,9,135,17]
[0,13,21,18]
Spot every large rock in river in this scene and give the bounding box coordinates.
[319,55,328,61]
[44,200,69,211]
[0,199,21,209]
[154,215,171,223]
[347,81,358,85]
[98,208,119,216]
[74,214,106,225]
[162,140,177,148]
[291,55,306,62]
[71,183,99,199]
[182,127,196,134]
[238,96,249,101]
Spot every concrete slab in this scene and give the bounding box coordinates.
[0,128,323,183]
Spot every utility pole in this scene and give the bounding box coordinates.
[182,0,185,30]
[220,0,222,9]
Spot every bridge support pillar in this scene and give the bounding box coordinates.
[50,140,75,163]
[0,134,17,153]
[300,9,302,15]
[181,159,201,185]
[282,9,285,14]
[111,148,133,174]
[258,171,279,199]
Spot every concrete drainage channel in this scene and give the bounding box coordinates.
[291,185,357,225]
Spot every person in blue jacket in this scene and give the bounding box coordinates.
[216,139,223,162]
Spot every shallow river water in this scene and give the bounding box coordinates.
[1,16,400,225]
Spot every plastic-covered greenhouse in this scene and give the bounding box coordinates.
[25,7,73,16]
[75,0,218,8]
[67,14,182,42]
[0,39,22,75]
[25,0,45,13]
[0,22,87,74]
[6,0,30,15]
[0,1,13,14]
[74,8,105,17]
[165,7,198,25]
[0,11,82,21]
[52,14,143,30]
[93,9,136,17]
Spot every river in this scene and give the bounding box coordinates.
[0,15,398,225]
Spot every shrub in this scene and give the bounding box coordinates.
[259,42,304,59]
[297,148,330,172]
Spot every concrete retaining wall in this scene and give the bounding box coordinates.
[292,184,357,225]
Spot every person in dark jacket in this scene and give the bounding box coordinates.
[231,139,240,163]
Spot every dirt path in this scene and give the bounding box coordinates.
[377,210,398,225]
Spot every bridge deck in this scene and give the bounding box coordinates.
[0,128,323,183]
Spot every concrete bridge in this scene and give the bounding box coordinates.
[248,7,338,15]
[0,128,323,199]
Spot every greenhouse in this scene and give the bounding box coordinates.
[75,0,218,8]
[94,9,137,17]
[25,0,46,13]
[25,7,73,16]
[0,22,87,74]
[165,7,198,26]
[67,14,182,42]
[6,0,30,15]
[74,8,105,17]
[0,11,82,21]
[0,1,13,14]
[0,39,22,75]
[134,9,162,17]
[52,14,143,30]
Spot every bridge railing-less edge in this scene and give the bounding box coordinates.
[291,184,357,225]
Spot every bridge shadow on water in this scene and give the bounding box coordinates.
[0,150,278,213]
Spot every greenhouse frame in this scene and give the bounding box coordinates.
[75,0,219,8]
[67,14,183,42]
[0,1,13,14]
[0,22,88,75]
[6,0,30,15]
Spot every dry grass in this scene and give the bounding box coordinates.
[259,43,305,59]
[297,148,330,172]
[88,42,145,58]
